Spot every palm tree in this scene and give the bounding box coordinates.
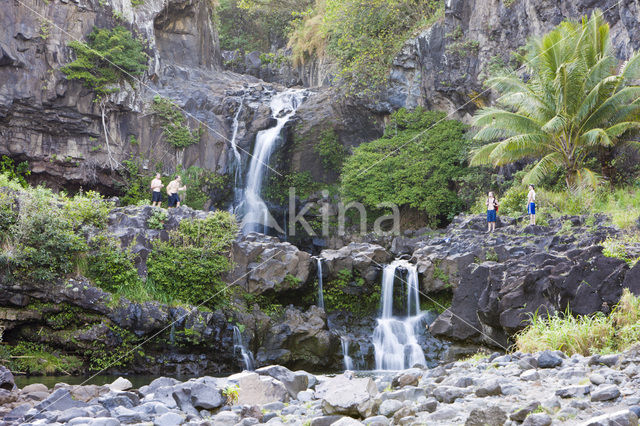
[470,11,640,188]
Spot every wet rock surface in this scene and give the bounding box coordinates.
[3,344,640,424]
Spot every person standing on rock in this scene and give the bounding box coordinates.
[150,173,164,207]
[486,191,499,232]
[166,176,186,208]
[527,184,536,225]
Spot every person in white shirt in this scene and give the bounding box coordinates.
[166,176,187,208]
[150,173,164,207]
[486,191,499,232]
[527,184,536,225]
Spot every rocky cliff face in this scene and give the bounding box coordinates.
[386,0,640,119]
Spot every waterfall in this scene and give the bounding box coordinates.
[232,326,255,371]
[341,336,354,370]
[239,89,306,233]
[316,258,325,309]
[372,260,427,370]
[230,95,245,192]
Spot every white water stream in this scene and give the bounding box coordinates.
[232,326,255,371]
[372,260,427,370]
[238,89,306,233]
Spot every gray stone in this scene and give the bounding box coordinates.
[332,418,363,426]
[108,377,133,392]
[98,391,139,411]
[0,365,16,391]
[465,405,507,426]
[136,401,170,415]
[171,384,199,416]
[557,407,579,421]
[590,374,606,385]
[229,372,289,405]
[211,411,241,425]
[631,407,640,419]
[557,368,589,380]
[454,377,475,388]
[598,355,620,367]
[262,401,286,411]
[591,385,620,402]
[57,407,95,423]
[36,388,88,412]
[237,418,260,426]
[378,399,403,417]
[433,386,468,403]
[363,415,389,425]
[475,380,501,397]
[520,370,540,381]
[416,397,437,413]
[518,357,538,370]
[68,418,120,426]
[255,365,309,398]
[310,416,346,426]
[537,351,563,368]
[4,404,31,422]
[112,405,150,423]
[522,413,552,426]
[556,385,591,398]
[318,375,378,417]
[391,369,423,388]
[510,402,541,422]
[540,396,561,413]
[297,390,314,402]
[427,407,459,421]
[146,386,178,409]
[21,383,48,393]
[581,409,639,426]
[190,382,224,409]
[140,377,180,396]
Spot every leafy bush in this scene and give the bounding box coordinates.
[515,289,640,355]
[147,212,238,308]
[5,188,87,282]
[61,26,148,96]
[323,269,380,317]
[86,236,148,300]
[341,108,469,228]
[0,156,30,187]
[117,157,153,206]
[64,190,113,229]
[0,342,83,375]
[151,96,202,149]
[147,208,168,230]
[314,129,346,171]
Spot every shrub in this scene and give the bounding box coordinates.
[341,108,469,228]
[64,190,113,229]
[86,236,148,300]
[0,156,30,188]
[323,269,380,317]
[6,188,87,282]
[314,129,346,171]
[151,96,201,149]
[61,26,148,96]
[515,289,640,355]
[146,212,238,308]
[147,208,168,230]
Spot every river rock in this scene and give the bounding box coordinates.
[319,375,378,418]
[556,385,591,398]
[433,386,469,403]
[108,377,133,392]
[36,388,89,412]
[230,372,289,405]
[320,243,391,284]
[378,399,403,417]
[255,365,309,397]
[190,382,224,409]
[363,415,390,425]
[0,366,16,391]
[465,405,507,426]
[591,385,620,402]
[21,383,47,394]
[522,413,552,426]
[154,411,184,426]
[537,351,563,368]
[510,401,541,422]
[582,409,639,426]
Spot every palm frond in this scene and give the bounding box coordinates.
[469,142,501,166]
[522,153,562,184]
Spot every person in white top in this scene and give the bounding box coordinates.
[166,176,187,208]
[486,191,499,232]
[527,184,536,225]
[150,173,164,207]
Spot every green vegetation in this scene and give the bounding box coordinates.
[515,289,640,355]
[223,385,240,405]
[322,269,380,317]
[147,208,168,230]
[0,342,82,375]
[471,11,640,189]
[341,108,469,228]
[61,26,148,97]
[314,129,346,171]
[151,96,202,149]
[266,170,320,203]
[0,156,30,187]
[147,212,238,308]
[602,235,640,267]
[419,290,453,314]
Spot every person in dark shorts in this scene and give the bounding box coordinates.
[166,176,186,208]
[486,191,499,232]
[150,173,164,207]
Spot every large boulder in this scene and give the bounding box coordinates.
[0,366,16,391]
[255,365,309,398]
[228,233,312,294]
[320,243,391,284]
[318,374,378,418]
[257,306,335,370]
[229,372,290,405]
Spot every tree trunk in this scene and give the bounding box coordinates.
[598,146,616,184]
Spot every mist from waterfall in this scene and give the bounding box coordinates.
[237,89,306,233]
[372,260,427,370]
